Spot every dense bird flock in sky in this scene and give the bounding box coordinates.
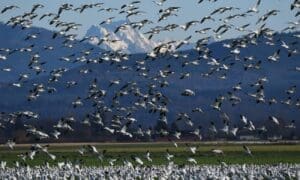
[0,0,299,178]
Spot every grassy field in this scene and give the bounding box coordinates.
[0,142,300,166]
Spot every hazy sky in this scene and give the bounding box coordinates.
[0,0,298,41]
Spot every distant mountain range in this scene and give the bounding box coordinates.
[0,23,299,136]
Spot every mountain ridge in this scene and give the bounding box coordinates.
[0,23,299,137]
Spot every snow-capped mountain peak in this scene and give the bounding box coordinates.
[85,20,157,54]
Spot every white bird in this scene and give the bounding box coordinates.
[190,126,202,140]
[6,139,16,150]
[181,89,195,96]
[243,145,253,156]
[145,151,153,162]
[173,131,181,139]
[100,17,115,25]
[51,130,61,139]
[189,146,197,154]
[78,147,86,155]
[0,161,6,170]
[187,157,197,164]
[72,97,83,108]
[119,125,133,138]
[109,158,117,166]
[281,41,289,49]
[267,49,280,62]
[28,150,37,160]
[240,115,248,125]
[133,156,144,165]
[47,153,56,160]
[269,116,280,125]
[165,150,174,161]
[88,145,98,154]
[211,149,224,155]
[104,126,115,134]
[230,126,239,136]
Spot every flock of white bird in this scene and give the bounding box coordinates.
[0,163,299,179]
[0,0,299,178]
